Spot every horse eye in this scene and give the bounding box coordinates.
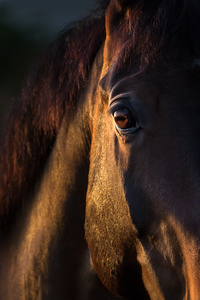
[113,108,138,130]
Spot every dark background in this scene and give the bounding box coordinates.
[0,0,96,131]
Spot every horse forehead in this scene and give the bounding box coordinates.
[105,57,200,89]
[100,34,200,102]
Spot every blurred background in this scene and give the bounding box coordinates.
[0,0,96,132]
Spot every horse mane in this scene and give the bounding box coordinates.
[1,0,200,226]
[113,0,200,65]
[0,1,109,226]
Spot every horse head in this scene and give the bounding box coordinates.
[85,1,200,299]
[1,1,200,299]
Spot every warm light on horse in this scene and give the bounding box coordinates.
[1,0,200,299]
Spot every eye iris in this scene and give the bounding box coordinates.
[114,108,131,129]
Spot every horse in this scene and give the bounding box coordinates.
[1,0,200,299]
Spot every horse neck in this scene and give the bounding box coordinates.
[0,101,90,299]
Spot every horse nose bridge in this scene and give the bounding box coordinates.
[159,126,200,181]
[163,159,200,231]
[168,153,200,205]
[176,143,200,188]
[144,134,200,227]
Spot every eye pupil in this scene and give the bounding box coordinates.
[114,114,128,129]
[114,108,132,129]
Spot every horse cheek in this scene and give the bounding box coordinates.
[85,110,149,298]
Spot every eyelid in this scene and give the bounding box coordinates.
[108,99,133,116]
[109,92,132,106]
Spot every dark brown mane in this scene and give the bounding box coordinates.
[1,0,200,226]
[112,0,200,65]
[0,2,109,226]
